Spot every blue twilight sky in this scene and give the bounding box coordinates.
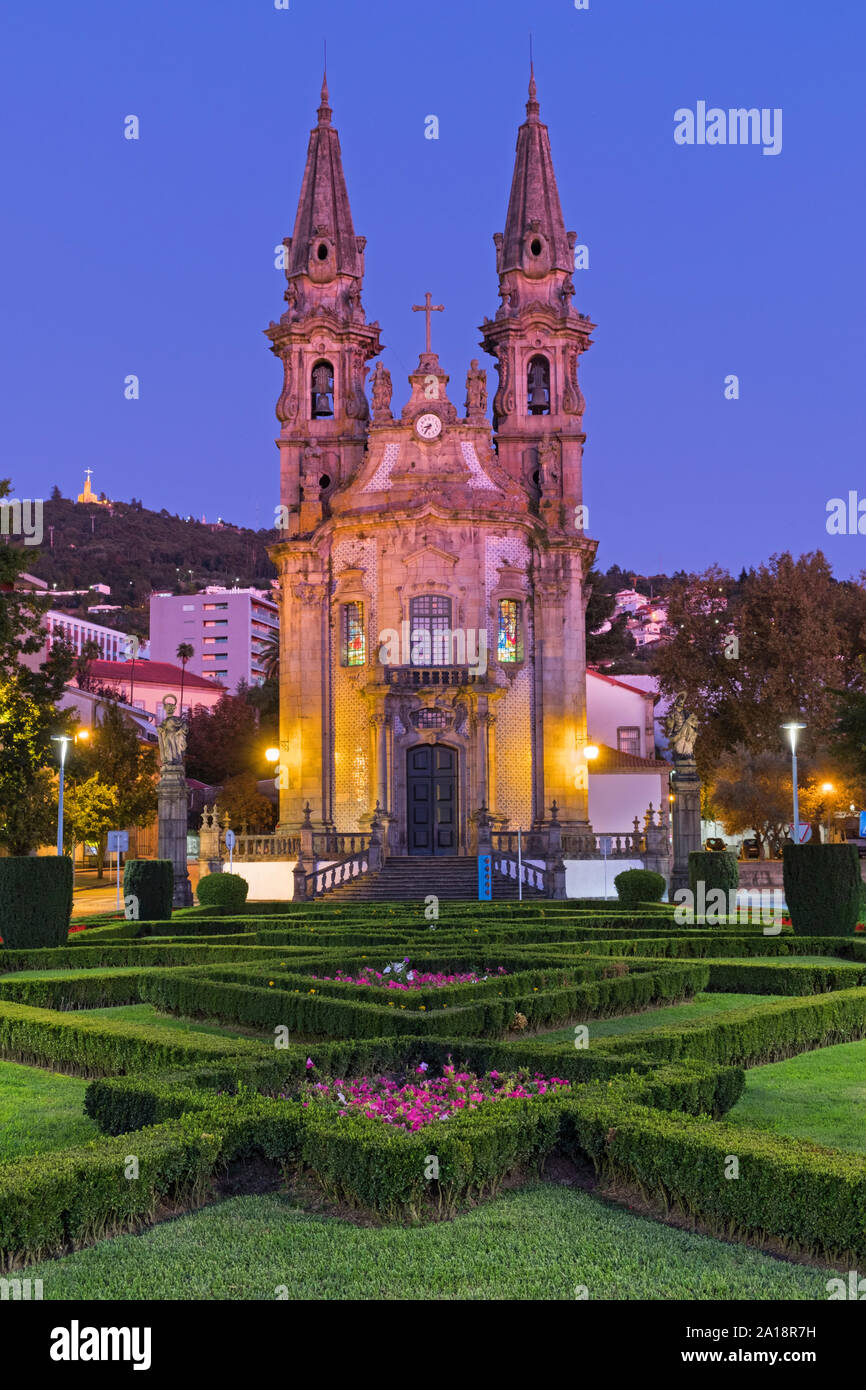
[2,0,864,579]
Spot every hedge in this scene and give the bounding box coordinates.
[136,960,709,1040]
[196,873,249,911]
[688,850,739,898]
[562,1094,866,1263]
[596,986,866,1067]
[123,859,174,923]
[0,1000,268,1076]
[0,857,73,949]
[783,842,861,937]
[614,869,666,905]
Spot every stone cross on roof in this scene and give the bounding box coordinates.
[412,292,444,354]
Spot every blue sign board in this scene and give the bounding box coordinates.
[477,853,492,901]
[859,812,866,839]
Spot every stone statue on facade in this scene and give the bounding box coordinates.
[465,359,488,419]
[370,361,393,422]
[664,693,699,758]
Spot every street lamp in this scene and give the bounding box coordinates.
[781,721,807,844]
[264,747,279,763]
[583,745,599,761]
[51,735,71,856]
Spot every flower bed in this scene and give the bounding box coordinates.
[295,1059,570,1131]
[310,959,508,991]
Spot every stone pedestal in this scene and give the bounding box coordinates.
[671,755,701,893]
[158,768,193,907]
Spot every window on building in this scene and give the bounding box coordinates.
[527,355,551,416]
[410,595,453,665]
[617,726,641,757]
[311,360,335,418]
[202,603,228,611]
[341,601,366,666]
[415,709,450,729]
[497,599,523,662]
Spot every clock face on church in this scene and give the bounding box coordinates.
[415,412,442,441]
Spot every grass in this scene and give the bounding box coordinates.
[0,1058,99,1162]
[23,1185,837,1300]
[537,992,781,1045]
[72,1002,264,1041]
[729,1038,866,1155]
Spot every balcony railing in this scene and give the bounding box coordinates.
[382,665,482,688]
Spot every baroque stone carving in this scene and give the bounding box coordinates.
[562,346,585,418]
[370,361,393,422]
[275,352,298,424]
[492,345,515,421]
[465,359,488,419]
[664,693,699,758]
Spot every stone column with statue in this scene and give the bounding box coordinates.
[156,695,194,907]
[665,693,701,893]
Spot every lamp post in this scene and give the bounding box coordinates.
[822,783,839,845]
[51,735,71,856]
[782,721,807,844]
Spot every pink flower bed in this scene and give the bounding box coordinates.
[291,1061,571,1131]
[310,958,508,991]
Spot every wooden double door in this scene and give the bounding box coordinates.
[406,744,458,856]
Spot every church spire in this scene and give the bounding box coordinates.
[285,74,363,280]
[498,64,574,277]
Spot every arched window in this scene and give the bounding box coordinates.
[410,595,453,665]
[311,360,334,418]
[527,355,551,416]
[341,601,366,667]
[497,599,524,662]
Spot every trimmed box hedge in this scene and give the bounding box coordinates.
[0,857,73,949]
[783,842,861,937]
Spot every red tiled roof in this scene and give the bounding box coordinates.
[85,660,225,691]
[590,742,671,772]
[587,669,659,700]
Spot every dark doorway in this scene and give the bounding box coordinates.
[406,744,458,856]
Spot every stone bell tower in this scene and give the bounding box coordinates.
[481,65,597,828]
[266,74,382,830]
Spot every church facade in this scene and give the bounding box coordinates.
[267,71,598,858]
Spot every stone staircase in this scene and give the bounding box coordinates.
[321,855,547,902]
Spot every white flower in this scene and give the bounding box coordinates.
[406,971,415,981]
[383,965,392,974]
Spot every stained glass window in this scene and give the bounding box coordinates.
[410,595,453,665]
[341,601,366,667]
[497,599,523,662]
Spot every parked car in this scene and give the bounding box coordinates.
[843,828,866,859]
[704,837,727,853]
[740,838,761,859]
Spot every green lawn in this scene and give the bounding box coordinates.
[729,1038,866,1155]
[73,1002,262,1041]
[0,1059,99,1162]
[537,992,781,1045]
[23,1185,836,1300]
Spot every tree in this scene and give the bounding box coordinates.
[63,774,119,853]
[75,638,103,692]
[176,642,194,710]
[654,554,866,775]
[707,746,793,858]
[186,690,261,785]
[257,631,280,683]
[218,772,276,832]
[585,569,637,667]
[71,701,157,876]
[0,479,75,852]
